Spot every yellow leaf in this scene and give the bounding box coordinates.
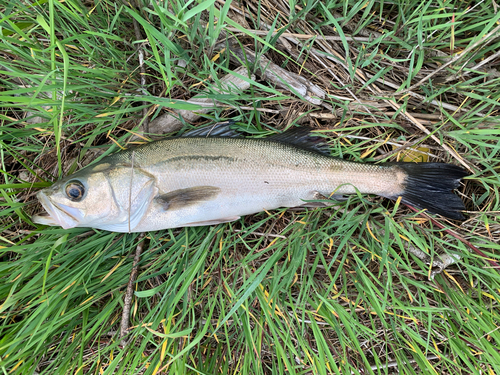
[394,145,430,162]
[79,295,94,306]
[109,96,121,106]
[9,361,23,373]
[101,257,126,282]
[211,48,225,61]
[366,221,381,243]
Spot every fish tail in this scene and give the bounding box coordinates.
[390,163,468,220]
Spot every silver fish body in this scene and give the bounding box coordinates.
[33,124,467,232]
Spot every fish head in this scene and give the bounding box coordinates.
[33,167,120,229]
[33,162,158,231]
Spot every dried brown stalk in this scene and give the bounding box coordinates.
[120,233,146,347]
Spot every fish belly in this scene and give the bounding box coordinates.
[132,169,326,232]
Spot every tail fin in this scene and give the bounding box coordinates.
[391,163,468,220]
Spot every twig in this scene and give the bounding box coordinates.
[120,233,146,347]
[372,135,429,161]
[442,48,500,83]
[231,229,287,239]
[264,19,378,118]
[400,23,500,93]
[388,102,474,172]
[363,71,483,115]
[362,355,440,373]
[130,10,149,132]
[144,66,254,136]
[352,63,474,171]
[407,206,500,273]
[223,42,326,105]
[358,67,475,170]
[225,27,375,42]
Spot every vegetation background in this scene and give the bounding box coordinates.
[1,0,500,373]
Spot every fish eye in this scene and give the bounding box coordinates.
[65,181,85,202]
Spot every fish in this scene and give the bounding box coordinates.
[32,122,468,232]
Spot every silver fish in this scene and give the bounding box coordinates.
[33,122,467,232]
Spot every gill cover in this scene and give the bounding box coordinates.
[33,164,158,232]
[96,166,157,232]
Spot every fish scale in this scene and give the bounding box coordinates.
[126,137,387,232]
[111,136,398,194]
[32,123,467,232]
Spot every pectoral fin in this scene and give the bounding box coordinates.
[156,186,221,211]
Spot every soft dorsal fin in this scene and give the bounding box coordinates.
[181,120,241,138]
[266,127,331,155]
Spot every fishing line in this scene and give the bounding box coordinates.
[128,151,135,233]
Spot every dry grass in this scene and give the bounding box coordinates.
[1,0,500,374]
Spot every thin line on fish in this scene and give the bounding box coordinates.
[32,122,468,232]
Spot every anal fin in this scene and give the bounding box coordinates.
[299,191,347,208]
[184,216,240,227]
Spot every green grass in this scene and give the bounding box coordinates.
[1,0,500,373]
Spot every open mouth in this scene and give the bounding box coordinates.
[32,191,81,229]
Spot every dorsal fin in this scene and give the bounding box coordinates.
[181,123,331,155]
[181,120,241,138]
[266,127,331,155]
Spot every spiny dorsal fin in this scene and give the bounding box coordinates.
[181,120,241,138]
[181,123,331,156]
[266,127,331,156]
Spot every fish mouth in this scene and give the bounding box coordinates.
[32,191,82,229]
